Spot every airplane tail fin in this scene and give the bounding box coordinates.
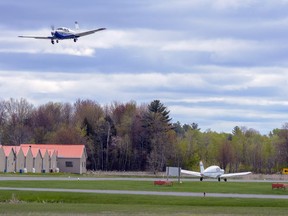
[75,21,79,30]
[200,161,204,174]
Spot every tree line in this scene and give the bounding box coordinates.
[0,98,287,173]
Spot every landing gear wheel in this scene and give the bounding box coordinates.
[224,178,227,182]
[51,40,55,44]
[74,38,77,42]
[200,177,203,181]
[218,178,221,182]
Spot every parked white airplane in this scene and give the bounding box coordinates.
[181,161,251,182]
[18,22,106,44]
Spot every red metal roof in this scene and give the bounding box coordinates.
[21,144,85,158]
[2,146,15,157]
[30,148,41,158]
[21,146,32,157]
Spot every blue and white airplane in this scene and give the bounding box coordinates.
[18,22,106,44]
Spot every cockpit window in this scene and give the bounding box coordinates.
[57,27,69,32]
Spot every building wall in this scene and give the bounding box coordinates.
[59,151,86,174]
[49,151,57,172]
[15,150,25,172]
[42,152,49,173]
[6,151,16,172]
[57,158,82,174]
[25,150,33,173]
[33,153,42,173]
[0,148,5,172]
[80,151,87,174]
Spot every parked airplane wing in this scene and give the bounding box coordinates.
[181,169,202,177]
[75,28,106,37]
[220,172,252,178]
[18,36,53,39]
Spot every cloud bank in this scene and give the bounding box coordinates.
[1,0,288,134]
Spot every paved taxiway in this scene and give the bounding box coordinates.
[1,176,288,183]
[0,186,288,199]
[0,176,288,199]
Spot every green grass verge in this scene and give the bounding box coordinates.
[0,191,288,216]
[0,180,287,195]
[1,203,288,216]
[0,190,287,206]
[1,180,288,215]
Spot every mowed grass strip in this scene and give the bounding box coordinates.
[0,191,288,216]
[0,180,287,195]
[1,203,288,216]
[0,190,288,206]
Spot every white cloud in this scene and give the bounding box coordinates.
[212,0,257,10]
[0,66,287,134]
[2,26,268,64]
[146,0,257,11]
[161,39,261,53]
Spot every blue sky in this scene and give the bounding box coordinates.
[1,0,288,134]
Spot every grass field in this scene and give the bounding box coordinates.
[0,179,288,195]
[0,179,288,215]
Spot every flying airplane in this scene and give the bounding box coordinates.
[181,161,251,182]
[18,22,106,44]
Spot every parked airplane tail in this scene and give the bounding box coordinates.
[200,161,204,174]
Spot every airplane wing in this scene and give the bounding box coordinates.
[18,36,53,39]
[181,169,202,177]
[220,172,252,178]
[74,28,106,37]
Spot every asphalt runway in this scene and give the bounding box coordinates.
[0,176,288,199]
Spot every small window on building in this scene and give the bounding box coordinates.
[65,161,73,167]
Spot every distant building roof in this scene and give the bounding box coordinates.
[20,144,85,158]
[30,148,41,158]
[21,146,32,157]
[2,146,15,157]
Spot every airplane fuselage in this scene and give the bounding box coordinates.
[53,28,77,39]
[202,166,225,178]
[51,28,79,44]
